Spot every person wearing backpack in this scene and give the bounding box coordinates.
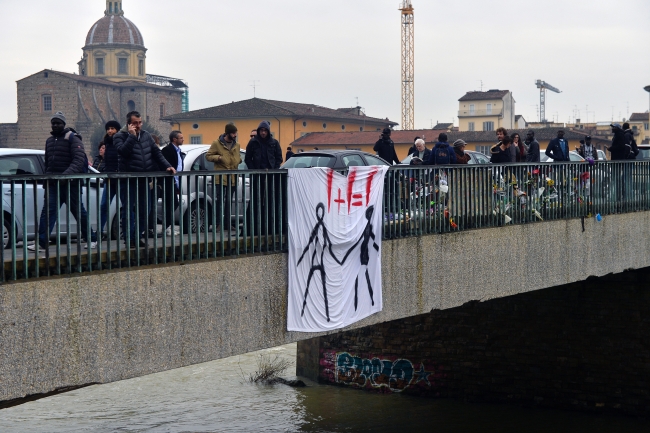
[28,112,97,252]
[427,133,457,165]
[622,123,639,160]
[608,123,629,161]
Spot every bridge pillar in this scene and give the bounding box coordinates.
[297,267,650,415]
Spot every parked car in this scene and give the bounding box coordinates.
[281,150,390,169]
[0,148,100,248]
[400,150,490,165]
[540,150,585,162]
[637,144,650,160]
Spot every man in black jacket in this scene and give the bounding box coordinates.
[114,111,175,246]
[29,112,97,252]
[524,130,540,162]
[622,123,639,160]
[159,130,184,236]
[545,130,570,162]
[373,128,399,164]
[244,121,283,239]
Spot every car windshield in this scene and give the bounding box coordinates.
[638,147,650,160]
[282,155,335,168]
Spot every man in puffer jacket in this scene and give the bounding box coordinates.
[28,112,97,252]
[114,111,175,246]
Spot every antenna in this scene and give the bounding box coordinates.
[355,96,359,107]
[478,80,483,92]
[250,80,260,97]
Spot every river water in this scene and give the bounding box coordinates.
[0,343,648,432]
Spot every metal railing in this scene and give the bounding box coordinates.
[1,160,648,283]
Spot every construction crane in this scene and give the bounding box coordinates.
[400,1,414,130]
[535,79,561,123]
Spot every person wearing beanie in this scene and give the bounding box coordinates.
[373,127,399,165]
[28,112,98,252]
[244,120,283,239]
[206,123,242,233]
[452,139,471,164]
[97,120,122,240]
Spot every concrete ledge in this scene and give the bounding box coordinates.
[1,211,649,401]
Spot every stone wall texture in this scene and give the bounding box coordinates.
[0,211,649,404]
[300,268,650,416]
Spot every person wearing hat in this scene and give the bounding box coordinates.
[577,135,596,161]
[608,123,628,161]
[206,123,242,233]
[28,112,97,252]
[452,139,471,164]
[373,127,399,165]
[97,120,123,240]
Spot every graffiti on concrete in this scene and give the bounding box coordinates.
[320,350,440,393]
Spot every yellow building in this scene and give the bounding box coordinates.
[458,90,515,132]
[629,112,650,144]
[163,98,397,149]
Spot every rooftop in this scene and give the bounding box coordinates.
[459,89,510,101]
[17,70,183,92]
[630,112,650,121]
[432,123,453,130]
[163,98,398,125]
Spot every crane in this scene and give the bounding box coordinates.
[535,80,561,123]
[399,1,414,130]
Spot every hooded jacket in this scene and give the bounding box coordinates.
[427,142,457,165]
[525,139,540,162]
[623,129,639,159]
[608,127,629,161]
[373,134,400,165]
[44,127,87,175]
[114,128,171,172]
[546,136,570,161]
[245,120,283,169]
[206,134,242,184]
[490,143,511,164]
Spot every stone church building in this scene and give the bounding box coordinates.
[0,1,187,152]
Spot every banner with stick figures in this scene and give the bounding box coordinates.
[287,166,389,332]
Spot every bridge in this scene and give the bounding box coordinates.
[1,161,649,413]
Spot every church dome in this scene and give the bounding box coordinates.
[84,4,144,48]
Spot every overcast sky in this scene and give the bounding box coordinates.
[2,0,649,129]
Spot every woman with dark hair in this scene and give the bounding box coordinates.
[92,142,106,172]
[511,133,526,162]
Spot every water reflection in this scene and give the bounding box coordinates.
[0,343,647,432]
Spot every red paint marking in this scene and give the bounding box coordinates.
[347,168,357,214]
[352,201,363,207]
[366,167,379,206]
[327,169,334,212]
[334,188,346,213]
[352,194,362,199]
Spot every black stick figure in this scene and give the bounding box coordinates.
[339,205,379,310]
[297,203,339,322]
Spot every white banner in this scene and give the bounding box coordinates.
[287,166,389,332]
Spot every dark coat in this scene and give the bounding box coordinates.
[525,139,540,162]
[285,150,295,160]
[103,134,119,172]
[92,155,105,172]
[44,128,87,175]
[373,136,400,165]
[427,142,457,165]
[114,129,171,172]
[245,136,283,169]
[608,128,629,161]
[161,144,184,172]
[453,148,471,164]
[490,143,511,164]
[546,137,570,161]
[507,143,518,162]
[409,148,431,165]
[624,129,639,159]
[407,144,418,156]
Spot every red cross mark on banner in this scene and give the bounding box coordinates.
[326,167,380,214]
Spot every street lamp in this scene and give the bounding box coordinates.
[645,85,650,113]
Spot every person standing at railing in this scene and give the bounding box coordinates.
[524,130,540,162]
[28,112,98,252]
[490,135,512,163]
[92,142,106,172]
[206,123,242,233]
[98,120,123,241]
[159,131,185,236]
[495,128,515,163]
[511,133,526,163]
[608,123,633,203]
[114,111,176,247]
[452,139,470,164]
[545,130,570,162]
[244,121,283,238]
[407,136,421,157]
[373,128,400,165]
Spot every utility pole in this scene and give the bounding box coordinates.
[399,1,415,130]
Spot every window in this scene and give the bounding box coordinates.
[359,127,364,131]
[482,121,494,131]
[341,125,346,130]
[127,100,135,111]
[645,123,649,130]
[475,145,490,156]
[96,58,104,75]
[109,2,112,13]
[282,155,335,168]
[192,123,199,129]
[342,154,364,167]
[118,58,128,75]
[469,104,475,115]
[138,60,144,76]
[486,103,492,114]
[44,72,48,78]
[0,156,40,176]
[632,126,638,132]
[468,122,475,131]
[302,121,307,127]
[42,95,52,112]
[190,136,202,144]
[322,123,327,129]
[159,103,165,118]
[364,155,390,166]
